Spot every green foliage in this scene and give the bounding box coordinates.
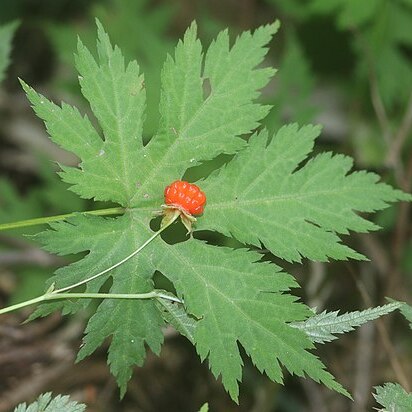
[198,124,410,263]
[308,0,412,109]
[374,383,412,412]
[358,0,412,109]
[0,20,18,83]
[21,20,409,402]
[48,0,174,135]
[14,392,86,412]
[156,296,197,344]
[198,403,209,412]
[309,0,381,28]
[292,302,401,344]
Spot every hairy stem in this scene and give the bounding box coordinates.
[0,207,125,232]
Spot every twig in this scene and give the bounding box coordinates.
[356,28,391,146]
[386,92,412,169]
[369,65,391,145]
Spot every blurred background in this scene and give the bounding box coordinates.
[0,0,411,411]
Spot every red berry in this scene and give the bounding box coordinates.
[164,180,206,216]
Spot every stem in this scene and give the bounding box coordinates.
[0,210,181,316]
[0,290,181,316]
[0,207,125,232]
[54,209,180,294]
[0,295,47,315]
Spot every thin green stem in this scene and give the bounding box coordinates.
[54,210,180,294]
[0,290,181,316]
[0,295,47,315]
[0,207,125,232]
[0,209,182,317]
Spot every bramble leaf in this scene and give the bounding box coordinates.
[14,392,86,412]
[154,240,349,401]
[374,383,412,412]
[21,20,410,401]
[33,213,164,396]
[128,21,278,206]
[198,125,411,262]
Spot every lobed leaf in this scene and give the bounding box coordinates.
[22,19,147,205]
[34,213,164,396]
[198,125,411,262]
[129,21,278,207]
[14,392,86,412]
[154,240,349,401]
[21,20,411,402]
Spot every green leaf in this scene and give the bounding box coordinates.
[198,403,209,412]
[154,240,349,401]
[292,302,401,344]
[198,125,411,262]
[364,1,412,108]
[156,295,197,344]
[22,20,409,402]
[389,299,412,330]
[374,383,412,412]
[33,212,164,397]
[14,392,86,412]
[0,20,18,83]
[128,21,278,206]
[22,20,147,205]
[23,21,277,209]
[48,0,175,135]
[23,21,281,400]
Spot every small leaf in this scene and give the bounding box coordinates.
[198,403,209,412]
[292,302,401,344]
[156,295,197,344]
[374,383,412,412]
[14,392,86,412]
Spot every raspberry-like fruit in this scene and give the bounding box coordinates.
[164,180,206,216]
[161,180,206,234]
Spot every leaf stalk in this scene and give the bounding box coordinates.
[0,290,181,315]
[0,209,181,316]
[0,207,125,231]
